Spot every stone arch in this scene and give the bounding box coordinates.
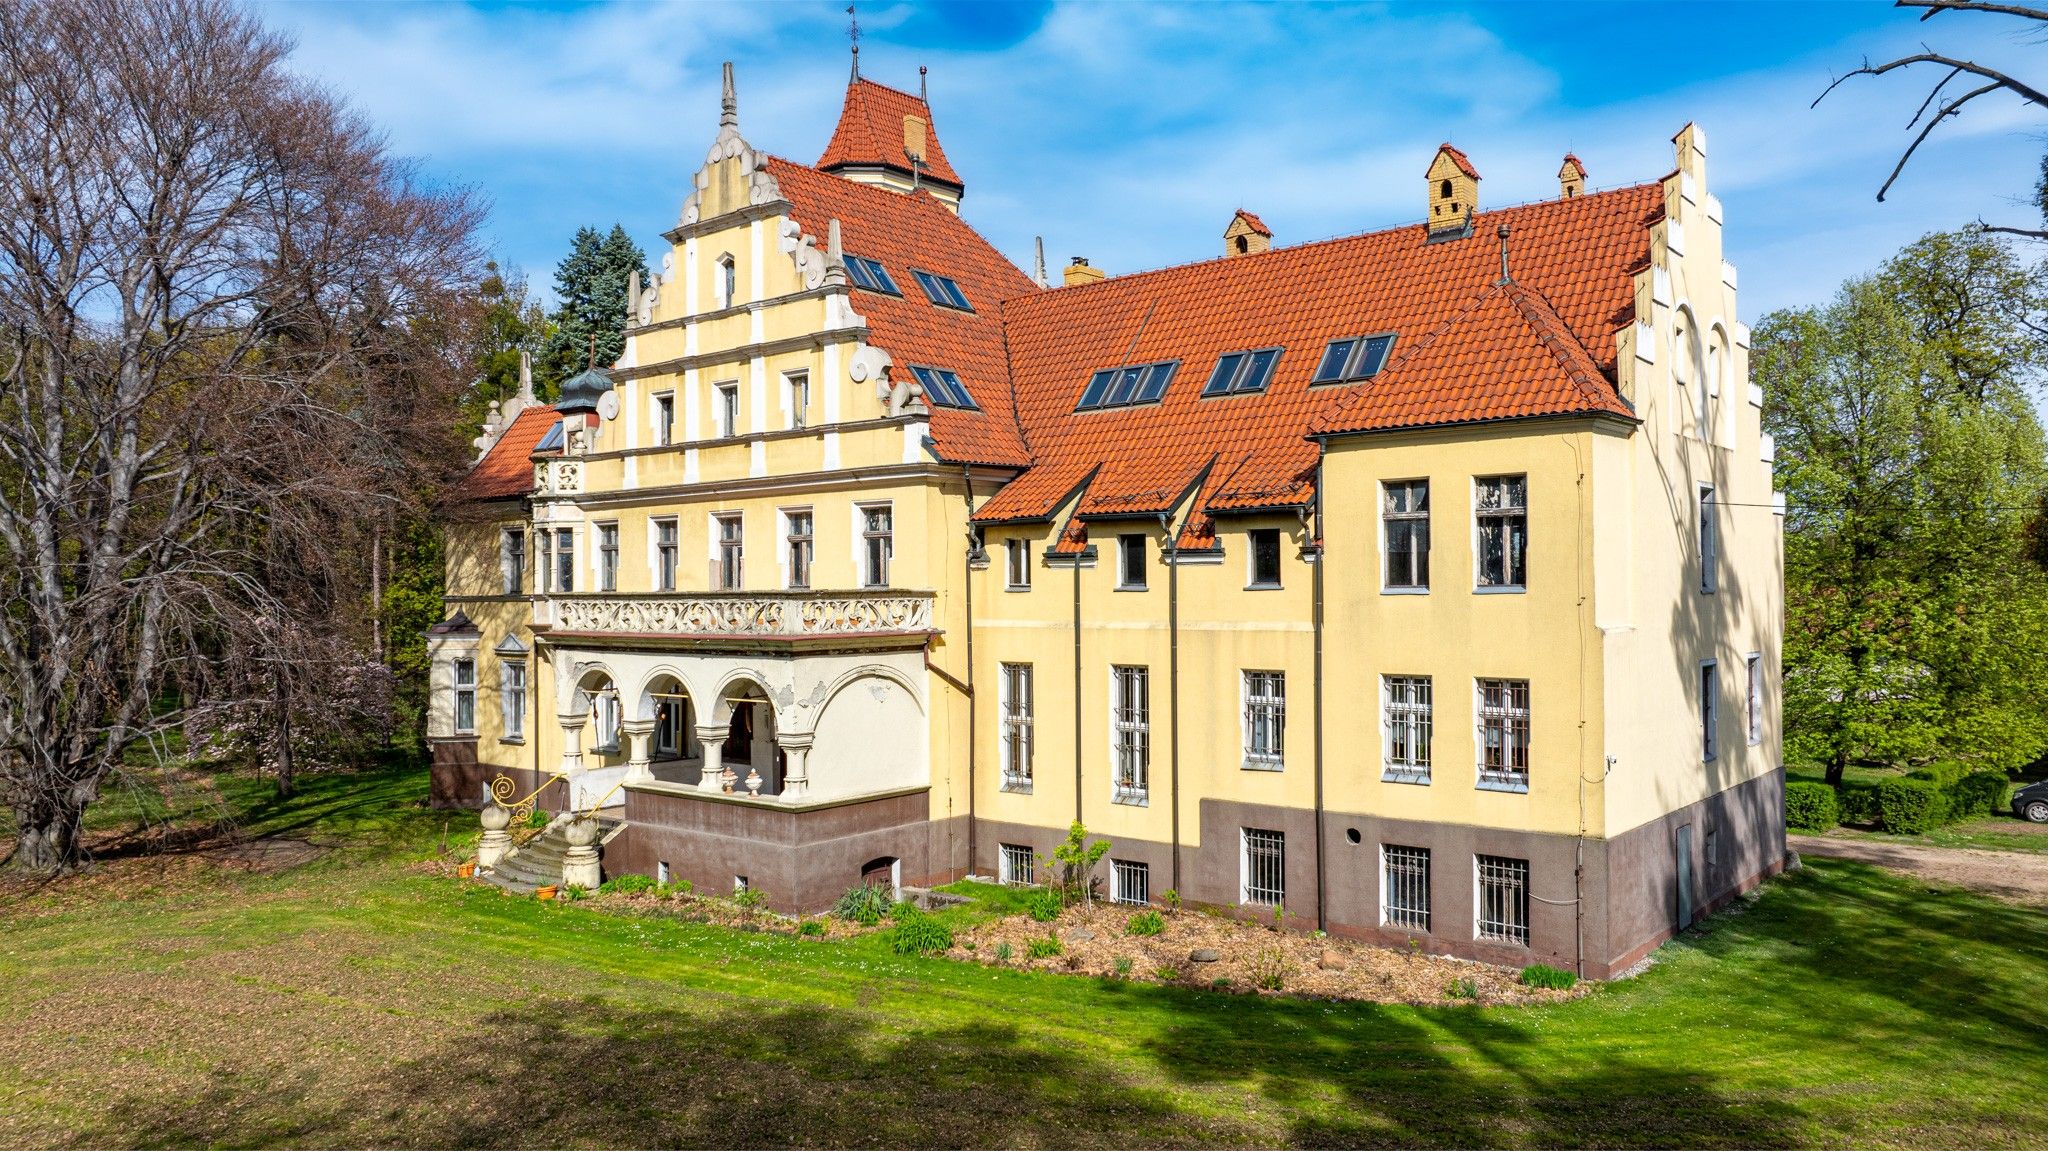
[560,660,620,717]
[1706,320,1733,442]
[815,663,927,722]
[709,667,780,726]
[806,668,928,799]
[638,668,700,763]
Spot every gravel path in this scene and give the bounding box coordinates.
[1790,832,2048,906]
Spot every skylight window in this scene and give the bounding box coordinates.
[1312,333,1397,384]
[1201,348,1283,397]
[845,255,900,295]
[911,269,973,312]
[1077,361,1178,411]
[535,419,565,451]
[909,365,980,410]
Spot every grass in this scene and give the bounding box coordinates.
[3,759,2047,1147]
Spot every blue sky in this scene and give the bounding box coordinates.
[264,1,2045,320]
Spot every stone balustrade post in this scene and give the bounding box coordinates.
[778,732,814,802]
[695,723,728,792]
[557,712,588,777]
[622,718,657,784]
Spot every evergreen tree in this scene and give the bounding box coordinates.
[458,260,551,439]
[538,224,648,391]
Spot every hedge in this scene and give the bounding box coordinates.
[1878,777,1946,835]
[1784,782,1840,832]
[1949,771,2011,821]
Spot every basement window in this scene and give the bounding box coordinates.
[1077,361,1179,411]
[908,365,979,410]
[1311,333,1397,384]
[911,269,974,312]
[1201,347,1283,397]
[845,255,900,295]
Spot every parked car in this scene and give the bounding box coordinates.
[2012,780,2048,823]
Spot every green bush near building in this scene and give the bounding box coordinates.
[1784,782,1840,832]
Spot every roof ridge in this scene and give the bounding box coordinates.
[849,75,927,105]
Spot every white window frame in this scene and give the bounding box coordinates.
[1111,859,1149,906]
[1241,670,1285,771]
[500,659,526,742]
[716,254,736,310]
[859,502,893,588]
[715,513,744,591]
[1701,659,1719,762]
[1746,652,1764,746]
[588,686,621,753]
[1474,854,1530,945]
[1240,827,1285,906]
[999,662,1034,791]
[500,527,526,596]
[1698,484,1718,594]
[1383,675,1433,783]
[998,843,1035,886]
[1111,665,1149,804]
[654,391,675,446]
[653,518,679,592]
[1474,475,1527,591]
[716,381,740,439]
[1475,677,1530,791]
[786,370,810,431]
[1382,479,1430,591]
[1116,533,1147,591]
[551,526,575,594]
[1005,538,1032,590]
[1381,844,1430,931]
[597,522,619,592]
[784,508,813,591]
[452,658,476,735]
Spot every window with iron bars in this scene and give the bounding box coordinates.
[999,663,1033,791]
[1111,665,1150,804]
[1475,678,1530,790]
[1242,670,1285,770]
[998,843,1035,886]
[1383,675,1433,782]
[1382,845,1430,931]
[1475,854,1530,945]
[1111,859,1149,906]
[1241,828,1285,906]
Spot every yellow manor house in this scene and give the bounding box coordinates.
[430,63,1783,978]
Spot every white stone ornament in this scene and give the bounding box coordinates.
[597,390,621,421]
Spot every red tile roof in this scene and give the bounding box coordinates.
[766,157,1039,466]
[453,405,558,501]
[1230,209,1272,237]
[1434,142,1480,179]
[1560,152,1587,178]
[817,78,964,190]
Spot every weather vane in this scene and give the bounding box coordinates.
[847,4,861,80]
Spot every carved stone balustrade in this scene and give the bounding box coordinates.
[534,458,583,496]
[545,590,935,639]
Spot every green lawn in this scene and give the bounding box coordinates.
[3,761,2046,1148]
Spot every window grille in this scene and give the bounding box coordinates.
[1248,529,1282,587]
[716,515,744,590]
[1382,845,1430,931]
[862,505,893,587]
[1383,480,1430,589]
[1242,670,1285,770]
[1112,666,1150,803]
[500,661,526,740]
[655,520,678,591]
[1006,538,1032,589]
[1701,661,1719,761]
[501,529,525,595]
[1475,475,1527,588]
[786,511,813,590]
[599,523,619,592]
[1241,828,1285,906]
[1699,485,1718,593]
[452,659,476,735]
[1475,855,1530,944]
[999,843,1035,886]
[1746,653,1763,746]
[1000,663,1034,789]
[1476,678,1530,788]
[1384,676,1433,782]
[1112,859,1149,906]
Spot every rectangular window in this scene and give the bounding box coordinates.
[861,504,893,587]
[1248,528,1282,588]
[500,660,526,741]
[1475,475,1528,589]
[1242,670,1285,770]
[1241,827,1285,906]
[1310,333,1397,383]
[1701,660,1719,761]
[1746,652,1764,746]
[910,268,974,312]
[1005,538,1032,590]
[1200,347,1283,397]
[787,372,809,430]
[717,382,740,439]
[501,528,526,595]
[654,391,675,446]
[1382,845,1431,931]
[553,527,575,593]
[1117,533,1147,590]
[598,522,619,592]
[1383,675,1433,782]
[1111,859,1149,906]
[715,514,744,591]
[452,658,476,735]
[537,530,552,592]
[998,843,1035,886]
[1111,665,1150,803]
[1383,480,1430,589]
[1699,485,1718,594]
[1476,678,1530,790]
[1000,662,1034,790]
[1076,361,1178,411]
[589,687,621,752]
[655,698,682,757]
[1475,855,1531,945]
[908,365,979,410]
[845,254,900,295]
[654,519,678,592]
[785,510,813,590]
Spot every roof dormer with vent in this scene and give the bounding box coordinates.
[1426,143,1479,240]
[817,71,965,212]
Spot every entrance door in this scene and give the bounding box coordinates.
[861,856,900,899]
[1675,823,1695,929]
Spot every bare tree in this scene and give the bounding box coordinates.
[0,0,482,870]
[1817,0,2048,238]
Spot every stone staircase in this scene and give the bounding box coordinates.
[481,815,624,895]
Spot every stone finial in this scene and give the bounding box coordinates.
[516,349,533,403]
[720,61,738,130]
[1033,236,1047,287]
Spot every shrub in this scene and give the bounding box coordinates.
[1024,934,1062,959]
[833,884,892,926]
[732,886,764,910]
[1950,771,2012,820]
[1879,777,1946,834]
[1025,889,1064,923]
[1912,760,1969,788]
[1124,910,1165,937]
[798,919,826,937]
[1520,963,1578,990]
[1784,782,1840,833]
[1836,783,1883,827]
[1152,966,1179,982]
[1248,945,1290,991]
[527,809,551,829]
[1445,977,1478,999]
[1041,821,1112,905]
[1161,889,1181,915]
[993,941,1013,963]
[885,907,954,956]
[562,884,588,902]
[598,874,657,896]
[1112,956,1134,979]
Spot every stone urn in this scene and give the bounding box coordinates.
[721,767,738,794]
[745,768,764,797]
[561,814,603,891]
[477,803,513,869]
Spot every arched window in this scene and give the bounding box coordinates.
[716,254,736,309]
[1672,309,1704,435]
[1440,179,1453,199]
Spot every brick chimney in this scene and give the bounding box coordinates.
[1063,257,1106,287]
[1426,143,1480,240]
[1224,209,1272,256]
[1559,153,1586,199]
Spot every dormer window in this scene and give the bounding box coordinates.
[845,255,900,295]
[1311,334,1397,384]
[908,365,979,410]
[1201,348,1283,397]
[911,269,973,312]
[1077,361,1179,411]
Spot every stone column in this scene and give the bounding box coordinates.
[558,712,588,776]
[695,723,728,792]
[622,718,657,784]
[477,802,512,869]
[561,814,603,890]
[778,732,814,802]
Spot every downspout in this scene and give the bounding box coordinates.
[1309,462,1328,934]
[960,464,978,880]
[1157,510,1182,897]
[1073,543,1084,826]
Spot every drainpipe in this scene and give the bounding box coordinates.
[1310,461,1328,934]
[1073,544,1084,827]
[1157,511,1182,897]
[960,464,978,881]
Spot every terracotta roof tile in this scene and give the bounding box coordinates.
[1231,209,1272,237]
[453,405,559,502]
[817,78,964,189]
[1435,142,1480,179]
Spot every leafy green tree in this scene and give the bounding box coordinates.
[459,261,551,439]
[1758,231,2048,783]
[538,224,647,390]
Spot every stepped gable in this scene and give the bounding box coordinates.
[453,404,560,501]
[817,77,964,191]
[767,157,1039,467]
[974,183,1663,528]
